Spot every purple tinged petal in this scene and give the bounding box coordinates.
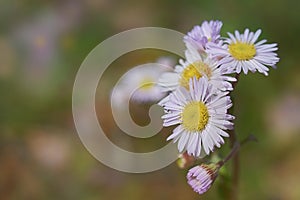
[251,29,262,44]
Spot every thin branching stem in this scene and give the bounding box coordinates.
[229,73,240,200]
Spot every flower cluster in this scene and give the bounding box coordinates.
[158,20,279,195]
[110,20,279,195]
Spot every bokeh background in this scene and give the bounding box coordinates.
[1,0,300,199]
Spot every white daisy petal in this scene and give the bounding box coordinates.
[251,29,262,44]
[247,31,254,43]
[228,32,237,43]
[216,127,230,137]
[196,136,202,157]
[202,129,213,155]
[178,132,190,152]
[255,39,267,46]
[187,132,198,155]
[243,28,249,42]
[167,129,183,141]
[163,119,181,127]
[235,30,241,41]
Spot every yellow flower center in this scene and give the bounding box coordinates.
[181,101,209,132]
[139,78,155,91]
[228,42,256,60]
[180,61,212,89]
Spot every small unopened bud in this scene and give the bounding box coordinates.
[186,163,220,195]
[176,152,195,169]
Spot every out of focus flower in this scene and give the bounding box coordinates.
[266,93,300,142]
[158,47,235,94]
[160,77,234,157]
[12,1,82,89]
[27,130,71,171]
[207,29,279,75]
[156,56,176,69]
[121,65,166,102]
[187,163,220,195]
[111,58,173,104]
[184,20,223,53]
[0,37,16,78]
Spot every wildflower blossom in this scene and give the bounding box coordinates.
[184,20,223,53]
[158,47,236,95]
[160,77,234,156]
[207,29,279,75]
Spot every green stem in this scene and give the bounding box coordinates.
[229,73,240,200]
[218,134,257,167]
[218,141,240,167]
[217,133,256,200]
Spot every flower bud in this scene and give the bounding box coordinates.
[176,152,195,169]
[186,163,219,195]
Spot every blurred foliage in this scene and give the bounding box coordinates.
[0,0,300,199]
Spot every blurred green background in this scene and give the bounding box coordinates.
[1,0,300,199]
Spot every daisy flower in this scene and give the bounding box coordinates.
[111,60,172,104]
[207,28,280,75]
[184,20,223,53]
[158,47,236,95]
[187,163,219,195]
[160,77,234,157]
